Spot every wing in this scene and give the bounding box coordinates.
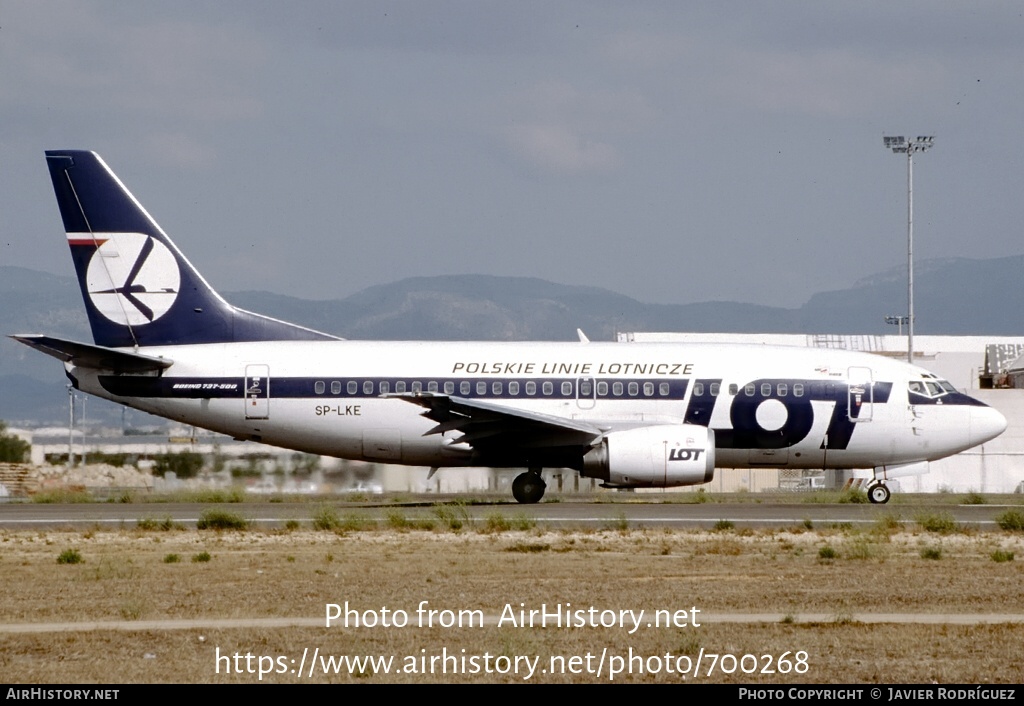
[392,393,603,452]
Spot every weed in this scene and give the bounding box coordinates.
[995,509,1024,532]
[481,513,511,534]
[802,518,814,531]
[196,508,248,530]
[137,516,182,531]
[780,614,796,624]
[433,503,470,532]
[191,551,212,563]
[510,513,536,531]
[837,488,868,504]
[163,553,181,564]
[284,519,301,531]
[872,513,903,536]
[915,512,958,535]
[505,542,551,553]
[713,519,735,532]
[920,546,943,560]
[962,491,987,505]
[818,546,837,561]
[56,548,83,565]
[603,512,629,532]
[32,489,92,504]
[991,549,1015,563]
[844,536,882,560]
[312,506,341,531]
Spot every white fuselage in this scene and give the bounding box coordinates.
[67,339,1004,474]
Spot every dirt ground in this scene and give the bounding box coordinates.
[1,519,1023,684]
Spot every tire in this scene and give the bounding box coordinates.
[512,472,546,504]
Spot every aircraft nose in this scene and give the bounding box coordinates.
[970,405,1007,446]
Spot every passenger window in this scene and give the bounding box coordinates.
[710,383,720,396]
[542,382,553,395]
[460,381,471,395]
[793,383,803,397]
[729,384,738,395]
[777,383,787,396]
[427,381,438,392]
[628,382,639,396]
[411,381,422,393]
[331,381,341,395]
[444,381,454,394]
[509,381,520,395]
[526,381,537,395]
[659,383,670,396]
[580,380,592,396]
[379,381,390,394]
[744,384,755,396]
[395,381,406,393]
[597,381,608,396]
[694,383,704,397]
[477,381,487,395]
[613,382,623,396]
[561,381,572,396]
[761,383,772,396]
[363,381,374,395]
[315,381,325,395]
[643,382,654,396]
[493,381,503,395]
[347,381,358,395]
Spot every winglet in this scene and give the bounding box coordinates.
[577,328,590,344]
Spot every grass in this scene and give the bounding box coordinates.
[433,503,471,532]
[136,516,183,531]
[991,549,1015,563]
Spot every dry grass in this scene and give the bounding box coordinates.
[1,526,1022,683]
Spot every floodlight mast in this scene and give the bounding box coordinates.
[883,135,935,364]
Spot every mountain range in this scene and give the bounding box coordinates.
[3,254,1022,424]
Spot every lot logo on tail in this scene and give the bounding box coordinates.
[85,233,180,326]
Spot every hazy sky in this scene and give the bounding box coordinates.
[2,1,1023,309]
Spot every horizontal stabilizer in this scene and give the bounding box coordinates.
[10,334,173,373]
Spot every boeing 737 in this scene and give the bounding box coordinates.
[12,150,1008,504]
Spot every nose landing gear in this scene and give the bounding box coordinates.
[867,482,891,505]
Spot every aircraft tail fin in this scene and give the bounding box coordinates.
[44,150,337,348]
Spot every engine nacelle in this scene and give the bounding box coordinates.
[581,425,715,488]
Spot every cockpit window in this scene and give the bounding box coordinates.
[909,378,956,399]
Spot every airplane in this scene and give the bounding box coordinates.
[12,150,1008,504]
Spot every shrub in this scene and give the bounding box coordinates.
[163,554,181,564]
[915,512,958,534]
[312,506,341,531]
[191,551,212,563]
[920,546,943,560]
[995,509,1024,532]
[713,519,735,532]
[0,421,29,463]
[818,546,837,560]
[196,509,248,530]
[57,548,83,565]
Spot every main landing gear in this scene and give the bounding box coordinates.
[867,482,891,505]
[512,468,546,504]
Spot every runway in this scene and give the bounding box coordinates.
[0,498,1015,530]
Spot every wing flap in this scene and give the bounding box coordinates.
[392,393,603,450]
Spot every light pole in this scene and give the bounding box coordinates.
[883,135,935,364]
[885,315,909,336]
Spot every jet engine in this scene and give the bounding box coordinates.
[581,425,715,488]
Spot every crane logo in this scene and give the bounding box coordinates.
[85,233,180,326]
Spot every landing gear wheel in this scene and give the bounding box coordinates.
[867,482,891,505]
[512,471,546,504]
